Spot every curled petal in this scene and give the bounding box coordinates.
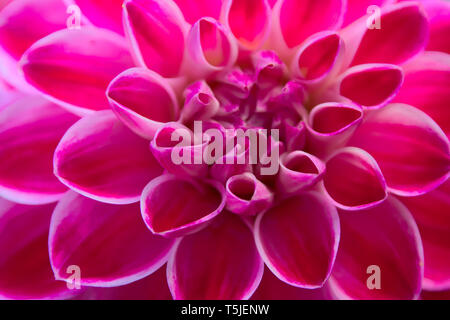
[168,213,263,299]
[0,199,75,300]
[292,32,343,83]
[338,64,404,109]
[254,192,340,288]
[20,28,134,115]
[329,196,423,300]
[187,17,238,77]
[180,81,220,124]
[0,96,78,205]
[349,103,450,196]
[107,67,180,140]
[54,110,163,204]
[223,0,271,50]
[72,0,124,34]
[141,174,226,238]
[252,50,286,91]
[226,172,273,216]
[173,0,223,24]
[306,102,363,157]
[123,0,188,78]
[322,147,387,210]
[150,122,209,177]
[49,192,175,287]
[394,52,450,137]
[342,2,429,67]
[276,151,325,195]
[400,180,450,291]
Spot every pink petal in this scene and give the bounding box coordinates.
[224,0,271,50]
[394,52,450,137]
[254,192,340,288]
[322,147,387,210]
[306,102,363,157]
[168,213,263,299]
[54,110,163,204]
[225,172,273,216]
[75,265,172,300]
[349,103,450,196]
[276,151,326,195]
[73,0,124,34]
[20,28,134,115]
[107,67,180,140]
[421,0,450,54]
[141,174,226,238]
[173,0,223,24]
[342,0,394,27]
[252,267,333,300]
[342,2,429,66]
[292,32,343,82]
[400,180,450,291]
[123,0,187,78]
[0,0,69,91]
[180,81,220,124]
[329,196,423,300]
[276,0,345,49]
[252,50,286,92]
[49,192,175,287]
[338,64,404,109]
[0,96,78,205]
[0,198,76,299]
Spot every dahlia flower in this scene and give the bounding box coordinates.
[0,0,449,300]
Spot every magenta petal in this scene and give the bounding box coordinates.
[329,196,423,300]
[342,0,394,27]
[276,151,326,195]
[254,192,340,288]
[75,265,172,300]
[322,147,387,210]
[292,32,343,82]
[0,198,75,299]
[306,102,363,157]
[276,0,345,49]
[349,103,450,196]
[20,28,134,115]
[187,17,238,77]
[343,2,429,66]
[107,67,180,139]
[394,52,450,137]
[180,81,220,124]
[141,174,226,238]
[173,0,223,24]
[168,213,263,299]
[422,0,450,54]
[54,110,163,204]
[252,50,286,91]
[0,96,78,205]
[338,64,404,109]
[73,0,124,34]
[224,0,271,50]
[400,180,450,291]
[226,172,273,216]
[49,192,175,287]
[123,0,187,78]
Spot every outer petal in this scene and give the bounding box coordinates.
[342,0,395,27]
[0,0,69,91]
[322,147,387,210]
[421,0,450,54]
[329,196,424,300]
[72,0,124,34]
[123,0,188,78]
[141,174,226,238]
[0,96,78,205]
[394,52,450,137]
[341,2,429,67]
[49,192,175,287]
[349,103,450,196]
[54,110,163,204]
[107,67,180,140]
[254,192,340,288]
[168,213,264,300]
[0,198,75,300]
[400,180,450,291]
[20,28,134,115]
[173,0,223,24]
